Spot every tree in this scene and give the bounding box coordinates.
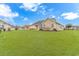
[66,24,72,30]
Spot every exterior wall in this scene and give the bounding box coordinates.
[41,20,56,30]
[17,27,24,30]
[0,24,3,29]
[40,20,64,31]
[0,22,5,31]
[3,24,12,31]
[55,24,64,30]
[11,27,15,30]
[0,22,4,29]
[73,26,79,30]
[24,26,29,30]
[27,25,39,30]
[0,22,15,31]
[43,20,54,28]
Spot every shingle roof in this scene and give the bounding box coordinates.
[0,20,15,27]
[32,20,44,25]
[0,20,5,23]
[32,18,63,26]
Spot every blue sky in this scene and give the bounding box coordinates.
[0,3,79,26]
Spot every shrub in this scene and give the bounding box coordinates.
[0,29,1,33]
[53,28,58,31]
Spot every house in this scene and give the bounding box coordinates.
[15,26,26,30]
[65,26,79,30]
[24,18,64,31]
[72,26,79,30]
[0,20,15,31]
[23,25,38,30]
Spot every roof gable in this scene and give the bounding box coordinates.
[32,20,44,25]
[42,18,56,23]
[32,18,62,25]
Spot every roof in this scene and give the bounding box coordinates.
[0,20,15,27]
[32,18,63,26]
[32,20,44,25]
[0,20,5,23]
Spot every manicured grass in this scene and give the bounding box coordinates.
[0,30,79,56]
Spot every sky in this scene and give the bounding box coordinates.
[0,3,79,26]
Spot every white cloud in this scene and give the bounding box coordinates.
[23,17,28,21]
[61,12,79,20]
[51,15,56,18]
[0,4,19,25]
[20,3,56,19]
[37,5,54,16]
[37,5,46,15]
[46,15,56,19]
[20,3,42,12]
[0,4,19,17]
[20,3,55,19]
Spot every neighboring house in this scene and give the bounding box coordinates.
[25,25,37,30]
[25,18,64,31]
[22,25,29,30]
[65,26,79,30]
[15,26,26,30]
[72,26,79,30]
[23,25,38,30]
[0,20,15,31]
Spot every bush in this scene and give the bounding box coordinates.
[39,29,43,31]
[3,29,6,31]
[53,28,58,31]
[0,29,1,33]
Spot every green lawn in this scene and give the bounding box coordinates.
[0,30,79,56]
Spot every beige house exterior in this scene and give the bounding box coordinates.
[0,20,15,31]
[24,18,64,31]
[23,25,39,30]
[28,25,38,30]
[0,18,65,31]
